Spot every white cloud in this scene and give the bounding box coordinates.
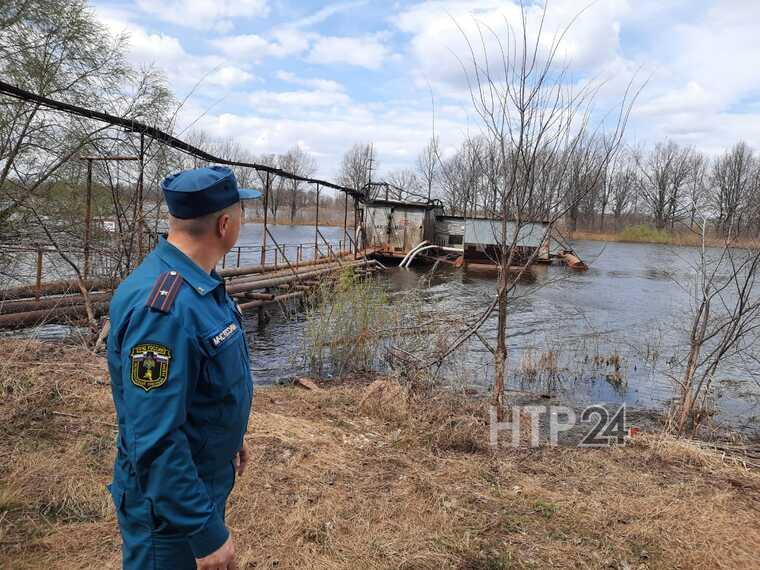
[207,66,255,87]
[212,29,392,70]
[275,71,343,92]
[211,34,270,57]
[210,30,310,61]
[307,35,391,69]
[248,89,351,110]
[134,0,269,32]
[248,74,350,111]
[94,7,254,92]
[394,0,629,88]
[180,100,466,178]
[620,2,760,150]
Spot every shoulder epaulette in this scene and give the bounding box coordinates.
[145,271,185,313]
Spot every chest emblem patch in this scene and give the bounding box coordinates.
[130,343,172,391]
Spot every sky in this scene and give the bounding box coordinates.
[91,0,760,181]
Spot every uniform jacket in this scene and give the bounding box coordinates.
[106,237,253,559]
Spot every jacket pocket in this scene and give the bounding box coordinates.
[107,481,155,531]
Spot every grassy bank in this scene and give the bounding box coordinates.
[1,339,759,569]
[570,225,760,248]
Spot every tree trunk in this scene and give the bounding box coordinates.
[493,278,507,421]
[675,293,709,434]
[568,204,579,233]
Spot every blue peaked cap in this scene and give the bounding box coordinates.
[161,165,262,219]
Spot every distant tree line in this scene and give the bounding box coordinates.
[384,133,760,237]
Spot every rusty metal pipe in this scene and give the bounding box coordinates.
[227,259,376,294]
[0,302,110,329]
[0,291,112,315]
[218,249,351,278]
[2,277,115,301]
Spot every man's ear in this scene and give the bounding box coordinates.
[217,213,230,238]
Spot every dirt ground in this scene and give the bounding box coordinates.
[1,339,759,569]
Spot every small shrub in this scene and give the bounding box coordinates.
[303,267,391,377]
[618,224,672,244]
[303,268,449,386]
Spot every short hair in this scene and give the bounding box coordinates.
[168,201,240,237]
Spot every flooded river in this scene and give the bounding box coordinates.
[6,222,759,434]
[240,226,760,435]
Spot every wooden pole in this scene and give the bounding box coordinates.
[261,172,270,266]
[343,190,348,253]
[218,251,350,278]
[84,158,93,280]
[35,247,43,301]
[0,302,111,329]
[1,291,112,315]
[226,259,377,294]
[137,132,145,258]
[314,183,320,259]
[354,197,359,260]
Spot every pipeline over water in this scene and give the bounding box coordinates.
[0,249,384,330]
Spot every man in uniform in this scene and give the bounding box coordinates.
[106,165,261,569]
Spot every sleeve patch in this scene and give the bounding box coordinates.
[130,343,172,391]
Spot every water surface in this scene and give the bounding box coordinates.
[244,238,760,434]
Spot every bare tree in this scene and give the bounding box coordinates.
[385,169,422,200]
[0,0,177,329]
[338,143,376,197]
[255,153,285,223]
[669,223,760,434]
[686,151,708,232]
[441,4,637,417]
[636,141,693,231]
[610,149,639,228]
[280,145,316,224]
[711,142,755,236]
[0,0,129,229]
[438,137,484,216]
[417,136,440,201]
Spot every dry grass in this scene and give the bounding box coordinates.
[1,339,760,569]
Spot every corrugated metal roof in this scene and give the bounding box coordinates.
[464,220,548,247]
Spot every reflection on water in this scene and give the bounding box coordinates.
[245,239,760,434]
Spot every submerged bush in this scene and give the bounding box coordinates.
[303,267,391,377]
[302,267,450,385]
